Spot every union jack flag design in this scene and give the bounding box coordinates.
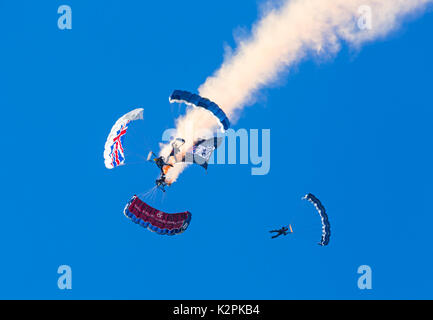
[103,108,143,170]
[109,122,129,168]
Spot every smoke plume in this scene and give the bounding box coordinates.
[162,0,432,182]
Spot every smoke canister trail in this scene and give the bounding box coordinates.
[162,0,432,183]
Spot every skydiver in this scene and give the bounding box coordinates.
[149,153,173,175]
[155,175,168,192]
[269,226,290,239]
[156,156,171,171]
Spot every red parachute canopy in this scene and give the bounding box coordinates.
[123,196,192,235]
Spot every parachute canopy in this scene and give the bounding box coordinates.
[169,90,230,131]
[104,108,144,169]
[123,195,192,235]
[183,137,223,170]
[303,193,331,246]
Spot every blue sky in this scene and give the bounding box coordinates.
[1,1,432,299]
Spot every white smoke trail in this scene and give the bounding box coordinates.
[162,0,432,182]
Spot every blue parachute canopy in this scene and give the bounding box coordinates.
[303,193,331,246]
[169,90,230,131]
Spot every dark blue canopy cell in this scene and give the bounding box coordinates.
[169,90,230,131]
[303,193,331,246]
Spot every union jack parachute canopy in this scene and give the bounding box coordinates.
[103,108,144,169]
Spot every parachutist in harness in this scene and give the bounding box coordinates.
[147,151,173,192]
[269,226,291,239]
[148,152,173,175]
[155,175,169,192]
[155,156,173,174]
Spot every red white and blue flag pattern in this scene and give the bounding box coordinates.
[109,122,129,168]
[103,108,144,169]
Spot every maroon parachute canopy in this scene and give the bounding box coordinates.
[123,196,192,235]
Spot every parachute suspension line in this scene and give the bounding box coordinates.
[138,186,158,201]
[169,100,174,117]
[161,188,167,204]
[115,161,147,167]
[126,150,154,164]
[150,187,158,202]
